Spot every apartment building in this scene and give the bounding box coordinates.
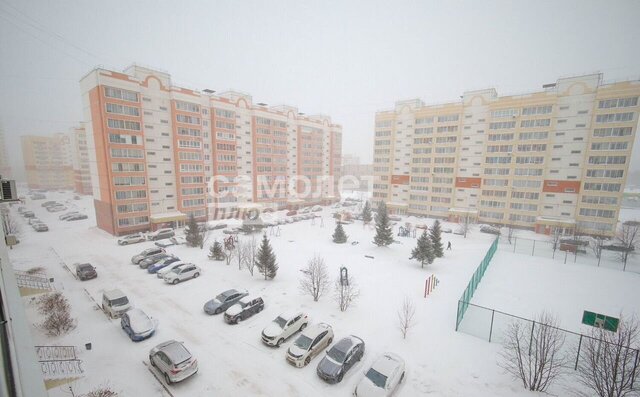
[80,65,342,236]
[0,125,11,179]
[373,74,639,236]
[21,134,74,190]
[70,125,92,195]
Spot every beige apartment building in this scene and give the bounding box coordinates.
[21,134,74,190]
[70,125,92,195]
[0,125,11,179]
[80,65,342,236]
[373,74,639,236]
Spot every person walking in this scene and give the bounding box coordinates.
[447,241,452,250]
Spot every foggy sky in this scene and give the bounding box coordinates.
[1,0,640,180]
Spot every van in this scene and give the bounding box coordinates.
[102,289,131,318]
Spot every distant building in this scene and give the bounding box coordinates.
[0,125,11,179]
[80,65,342,236]
[341,155,373,191]
[373,73,640,237]
[70,125,92,195]
[21,134,74,190]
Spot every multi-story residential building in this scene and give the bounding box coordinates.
[21,134,74,190]
[80,65,342,236]
[0,124,11,179]
[341,155,373,191]
[70,125,92,195]
[373,74,639,236]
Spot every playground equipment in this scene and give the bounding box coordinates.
[424,274,440,297]
[224,235,237,251]
[398,222,414,238]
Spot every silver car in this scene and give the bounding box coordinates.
[149,340,198,384]
[118,232,146,245]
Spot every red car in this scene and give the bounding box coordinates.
[286,210,297,216]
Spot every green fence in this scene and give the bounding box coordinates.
[456,236,499,331]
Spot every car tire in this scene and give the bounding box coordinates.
[193,272,199,278]
[172,279,179,285]
[337,372,344,383]
[327,337,333,344]
[149,356,155,367]
[276,338,284,347]
[304,356,311,366]
[164,373,172,384]
[299,323,307,332]
[400,372,405,383]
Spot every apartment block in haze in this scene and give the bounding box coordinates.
[70,125,92,195]
[0,126,11,179]
[21,133,74,190]
[80,65,342,236]
[373,74,639,236]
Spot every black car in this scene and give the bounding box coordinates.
[139,253,171,269]
[224,296,264,324]
[316,335,365,383]
[75,263,97,281]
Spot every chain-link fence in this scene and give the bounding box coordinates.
[497,236,640,274]
[457,301,640,382]
[456,237,499,330]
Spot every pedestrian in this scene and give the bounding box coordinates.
[447,241,452,250]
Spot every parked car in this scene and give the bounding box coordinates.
[299,207,311,214]
[102,289,131,318]
[442,227,453,233]
[317,335,365,383]
[47,205,67,213]
[287,323,334,367]
[117,232,146,245]
[354,353,405,397]
[17,207,26,213]
[147,228,175,241]
[332,203,342,209]
[209,223,227,230]
[32,223,49,232]
[59,211,80,220]
[203,289,249,315]
[121,308,156,341]
[131,247,166,264]
[41,201,58,208]
[480,225,501,235]
[388,215,402,222]
[286,210,298,216]
[139,253,171,269]
[75,263,97,280]
[156,261,186,278]
[30,193,46,200]
[163,263,201,284]
[149,340,198,384]
[66,214,88,221]
[311,205,323,212]
[155,235,187,248]
[22,211,35,218]
[261,311,309,347]
[28,217,41,225]
[147,256,181,274]
[224,296,264,324]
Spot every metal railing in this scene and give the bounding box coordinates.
[13,272,52,291]
[34,345,83,380]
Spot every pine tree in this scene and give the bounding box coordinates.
[208,240,224,260]
[410,230,435,268]
[362,201,373,224]
[185,213,203,248]
[373,201,394,246]
[430,220,444,258]
[256,234,278,280]
[332,222,348,243]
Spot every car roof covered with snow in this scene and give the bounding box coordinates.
[371,352,404,374]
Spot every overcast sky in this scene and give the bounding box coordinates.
[1,0,640,178]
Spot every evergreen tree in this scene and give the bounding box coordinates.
[332,222,348,243]
[410,230,435,268]
[373,201,394,246]
[208,240,224,260]
[430,220,444,258]
[362,201,373,224]
[185,213,204,248]
[256,234,278,280]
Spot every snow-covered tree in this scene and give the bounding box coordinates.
[184,214,203,248]
[332,222,348,244]
[430,220,444,258]
[256,234,278,280]
[361,201,373,224]
[299,254,330,302]
[410,230,435,268]
[208,240,224,261]
[373,201,394,246]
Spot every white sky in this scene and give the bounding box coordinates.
[1,0,640,178]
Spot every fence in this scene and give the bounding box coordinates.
[35,345,84,381]
[457,301,640,383]
[497,236,640,274]
[455,236,499,330]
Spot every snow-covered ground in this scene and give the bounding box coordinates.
[7,192,640,396]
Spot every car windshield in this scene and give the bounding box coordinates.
[78,264,92,271]
[274,316,287,328]
[326,346,347,363]
[365,368,388,388]
[294,335,313,350]
[111,297,129,306]
[215,293,230,302]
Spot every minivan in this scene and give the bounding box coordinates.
[102,289,131,318]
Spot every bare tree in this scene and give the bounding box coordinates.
[507,223,516,244]
[299,254,330,302]
[550,227,563,258]
[1,212,20,236]
[244,236,258,276]
[575,316,640,397]
[397,297,416,339]
[224,244,235,267]
[590,234,606,261]
[457,213,472,239]
[37,292,76,336]
[236,239,249,271]
[498,312,567,392]
[334,273,359,312]
[616,221,639,270]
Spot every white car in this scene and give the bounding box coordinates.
[156,261,185,278]
[47,205,67,213]
[163,263,201,284]
[149,340,198,384]
[261,311,309,347]
[155,235,187,248]
[354,353,405,397]
[147,228,175,241]
[286,323,334,367]
[118,232,146,245]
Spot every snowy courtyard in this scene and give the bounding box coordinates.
[8,191,640,396]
